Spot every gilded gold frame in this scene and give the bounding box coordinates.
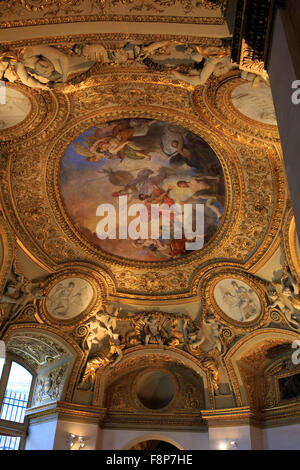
[47,105,237,269]
[203,269,269,330]
[39,267,105,327]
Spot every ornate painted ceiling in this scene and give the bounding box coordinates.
[0,0,300,431]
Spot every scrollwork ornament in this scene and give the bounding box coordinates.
[74,324,90,340]
[219,326,234,349]
[268,308,283,324]
[16,303,37,322]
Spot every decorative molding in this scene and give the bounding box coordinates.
[0,212,15,297]
[26,401,107,424]
[0,70,288,298]
[202,268,269,331]
[202,406,261,427]
[224,329,300,408]
[283,209,300,285]
[39,267,106,328]
[231,0,277,66]
[102,410,205,430]
[0,0,227,29]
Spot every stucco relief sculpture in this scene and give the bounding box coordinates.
[0,269,46,324]
[183,316,222,354]
[77,308,223,391]
[77,41,234,86]
[0,46,95,89]
[214,278,261,323]
[33,364,68,405]
[172,48,234,86]
[0,42,235,90]
[267,267,300,329]
[46,277,93,320]
[78,312,123,390]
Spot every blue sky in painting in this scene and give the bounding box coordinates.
[61,127,105,171]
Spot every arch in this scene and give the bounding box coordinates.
[1,323,85,402]
[92,346,211,409]
[0,356,35,420]
[123,434,184,450]
[224,328,300,407]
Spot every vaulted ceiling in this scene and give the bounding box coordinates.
[0,0,299,429]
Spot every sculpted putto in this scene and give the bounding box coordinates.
[0,269,46,322]
[183,317,223,354]
[171,45,234,86]
[77,307,223,391]
[0,45,95,89]
[78,312,123,390]
[0,41,236,90]
[267,267,300,329]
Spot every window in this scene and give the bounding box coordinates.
[0,435,21,451]
[1,362,32,423]
[0,358,34,450]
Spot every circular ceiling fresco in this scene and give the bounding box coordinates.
[46,277,94,320]
[59,118,225,261]
[231,82,277,126]
[214,278,261,323]
[0,88,31,130]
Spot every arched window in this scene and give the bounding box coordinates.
[0,358,34,450]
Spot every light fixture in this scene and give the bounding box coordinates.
[219,441,228,450]
[68,433,86,450]
[219,440,239,450]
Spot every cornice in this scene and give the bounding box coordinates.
[102,410,206,431]
[26,401,107,424]
[201,406,262,427]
